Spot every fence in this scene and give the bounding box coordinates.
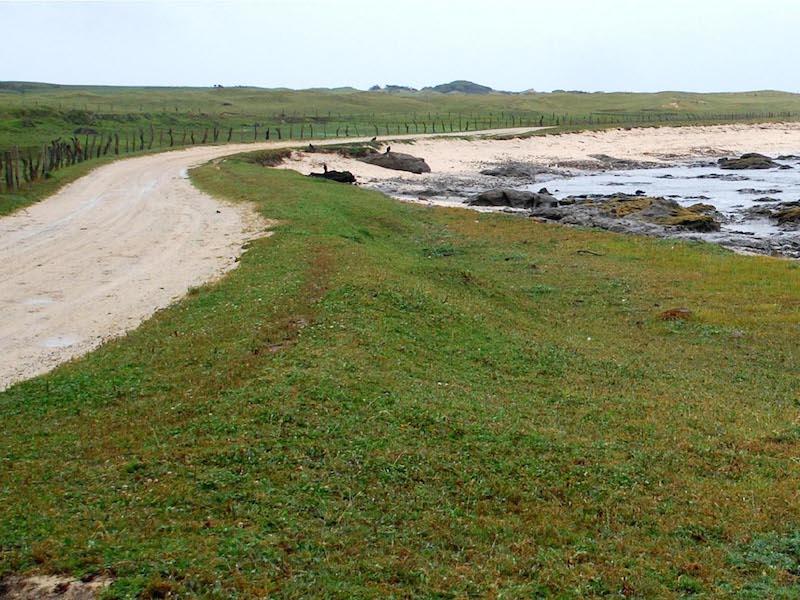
[2,109,798,194]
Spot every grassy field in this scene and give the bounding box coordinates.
[4,81,800,151]
[1,151,798,597]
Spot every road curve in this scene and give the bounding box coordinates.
[0,127,547,390]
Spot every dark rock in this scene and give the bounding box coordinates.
[359,151,431,174]
[694,173,749,181]
[606,196,721,232]
[753,197,781,203]
[777,206,800,226]
[308,169,356,184]
[535,194,722,232]
[743,205,774,218]
[73,127,98,135]
[469,188,558,209]
[743,201,800,222]
[737,188,783,195]
[777,155,800,160]
[687,203,717,214]
[718,153,780,170]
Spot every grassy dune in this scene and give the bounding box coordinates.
[4,82,800,150]
[1,153,798,597]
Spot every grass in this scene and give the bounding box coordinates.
[4,82,800,151]
[0,152,799,597]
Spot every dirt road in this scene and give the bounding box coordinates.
[0,127,548,390]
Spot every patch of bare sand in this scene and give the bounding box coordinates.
[0,574,112,599]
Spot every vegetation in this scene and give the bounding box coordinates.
[4,81,800,152]
[423,80,495,94]
[5,81,800,214]
[1,151,798,597]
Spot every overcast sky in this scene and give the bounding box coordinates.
[3,0,800,92]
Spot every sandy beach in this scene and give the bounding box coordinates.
[278,122,800,181]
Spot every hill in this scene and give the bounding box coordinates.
[424,80,494,94]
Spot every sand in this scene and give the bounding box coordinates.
[0,144,273,391]
[278,122,800,182]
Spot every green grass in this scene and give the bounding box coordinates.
[1,153,799,597]
[4,82,800,151]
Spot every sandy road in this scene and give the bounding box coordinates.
[0,143,266,390]
[0,127,549,391]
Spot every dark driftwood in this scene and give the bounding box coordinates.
[308,169,356,184]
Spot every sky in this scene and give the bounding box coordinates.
[2,0,800,93]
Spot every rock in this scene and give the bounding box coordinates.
[526,194,722,234]
[588,154,662,169]
[480,163,538,178]
[777,155,800,161]
[469,188,558,209]
[776,206,800,226]
[73,127,99,135]
[308,169,356,184]
[743,205,775,218]
[694,173,749,181]
[753,197,781,203]
[359,151,431,174]
[600,196,722,232]
[687,203,717,214]
[659,308,692,321]
[743,201,800,223]
[718,153,780,170]
[737,188,783,195]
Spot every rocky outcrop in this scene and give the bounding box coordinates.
[595,195,722,232]
[468,190,722,233]
[718,153,782,170]
[359,151,431,174]
[776,206,800,227]
[528,194,721,233]
[468,188,558,209]
[742,201,800,228]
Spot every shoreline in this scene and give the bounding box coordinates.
[277,123,800,258]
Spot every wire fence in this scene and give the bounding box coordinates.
[3,109,798,194]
